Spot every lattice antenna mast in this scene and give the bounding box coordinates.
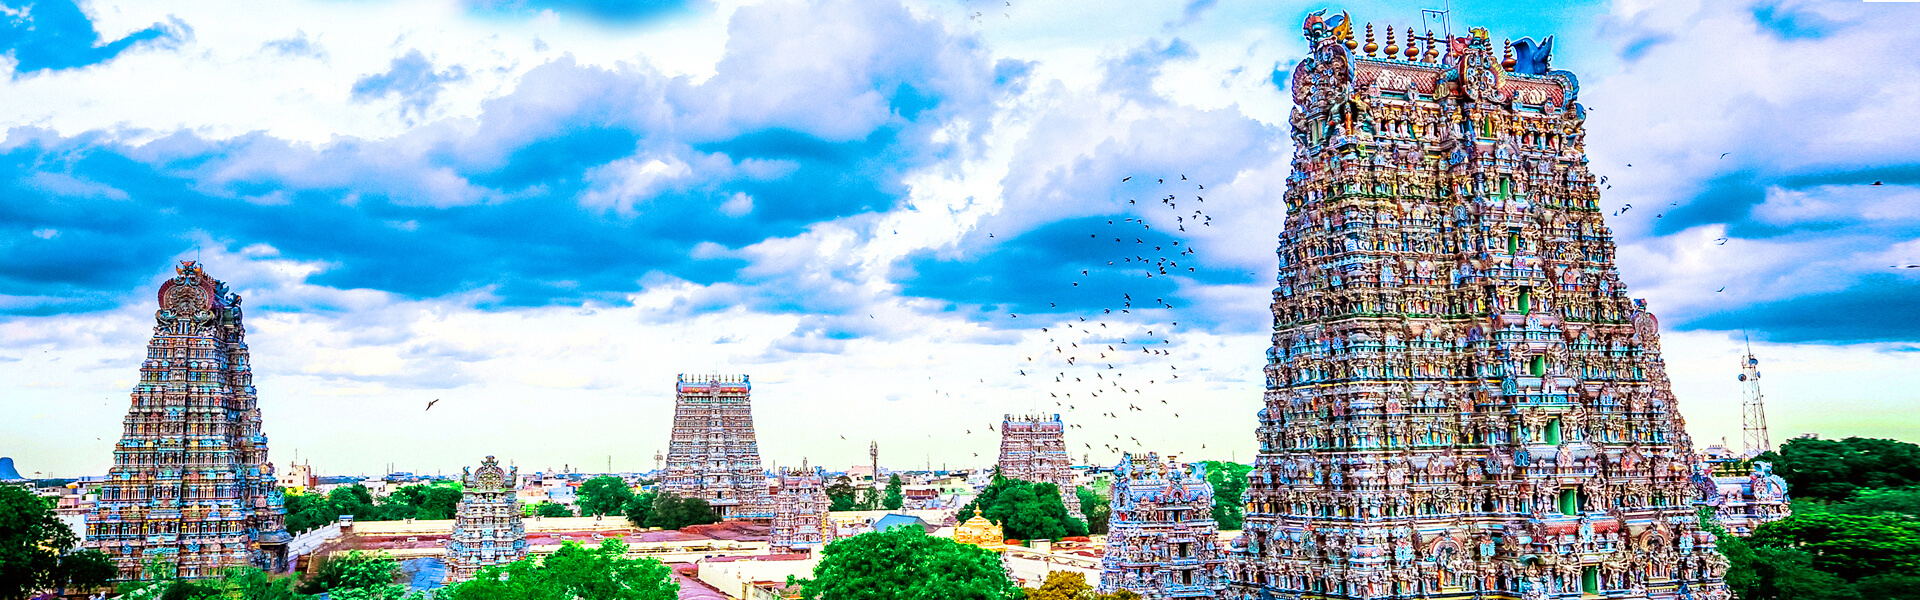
[1421,0,1452,43]
[1739,334,1772,456]
[869,440,879,482]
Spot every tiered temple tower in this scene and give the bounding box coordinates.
[1230,12,1728,600]
[446,456,526,582]
[998,413,1082,519]
[87,261,289,580]
[663,374,769,518]
[769,466,827,553]
[1101,453,1228,599]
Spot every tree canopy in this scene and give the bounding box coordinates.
[797,525,1018,600]
[883,474,905,511]
[1758,437,1920,502]
[826,476,858,512]
[1018,571,1141,600]
[1076,483,1110,535]
[1200,461,1251,530]
[575,476,634,517]
[283,481,463,534]
[958,477,1087,541]
[439,539,677,600]
[0,484,116,599]
[532,502,574,518]
[622,492,718,531]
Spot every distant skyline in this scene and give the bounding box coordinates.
[4,0,1918,478]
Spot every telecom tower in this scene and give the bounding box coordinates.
[1740,340,1772,456]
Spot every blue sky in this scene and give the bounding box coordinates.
[3,0,1917,477]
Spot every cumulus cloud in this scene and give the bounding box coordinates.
[1,0,183,76]
[1581,0,1920,343]
[351,49,470,122]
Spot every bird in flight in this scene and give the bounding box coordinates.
[425,399,440,411]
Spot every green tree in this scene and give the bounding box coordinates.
[0,484,117,599]
[960,478,1086,541]
[1022,571,1092,600]
[883,474,905,510]
[116,560,221,600]
[1759,437,1920,502]
[1201,461,1251,530]
[1748,513,1920,582]
[1076,484,1110,535]
[646,493,719,530]
[439,539,676,600]
[826,476,858,512]
[532,502,574,518]
[857,487,881,511]
[385,483,462,520]
[623,492,659,529]
[576,476,635,517]
[1832,488,1920,519]
[297,552,401,595]
[1743,546,1862,600]
[796,526,1018,600]
[213,566,310,600]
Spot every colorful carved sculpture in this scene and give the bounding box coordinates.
[663,374,769,518]
[1229,12,1729,600]
[998,413,1082,519]
[86,261,290,580]
[1101,453,1226,599]
[446,456,526,582]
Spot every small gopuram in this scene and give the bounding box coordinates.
[998,413,1082,519]
[446,456,526,582]
[1101,453,1227,599]
[954,515,1007,551]
[1694,448,1791,536]
[663,374,769,518]
[1232,11,1728,600]
[87,261,289,580]
[769,466,828,553]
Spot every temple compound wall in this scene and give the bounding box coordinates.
[86,261,289,580]
[1102,453,1228,599]
[446,456,526,582]
[770,467,828,553]
[664,374,769,518]
[1229,11,1731,600]
[999,413,1083,519]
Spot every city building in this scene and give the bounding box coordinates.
[769,467,827,553]
[276,461,316,494]
[663,374,770,519]
[1231,14,1730,599]
[998,413,1082,519]
[86,261,289,580]
[1101,453,1226,599]
[445,456,526,582]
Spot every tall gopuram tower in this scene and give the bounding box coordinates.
[1101,453,1228,599]
[663,374,769,518]
[1229,12,1728,600]
[998,413,1082,519]
[87,261,289,580]
[446,456,526,582]
[769,466,827,553]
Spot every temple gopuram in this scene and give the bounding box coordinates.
[86,261,289,580]
[1229,11,1730,600]
[998,413,1082,519]
[1101,453,1228,599]
[446,456,526,582]
[769,466,827,553]
[663,374,769,518]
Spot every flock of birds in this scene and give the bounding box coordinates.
[941,173,1225,462]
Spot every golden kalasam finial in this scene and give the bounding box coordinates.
[1502,39,1517,71]
[1364,23,1377,56]
[1423,31,1439,62]
[1384,26,1399,60]
[1405,34,1421,60]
